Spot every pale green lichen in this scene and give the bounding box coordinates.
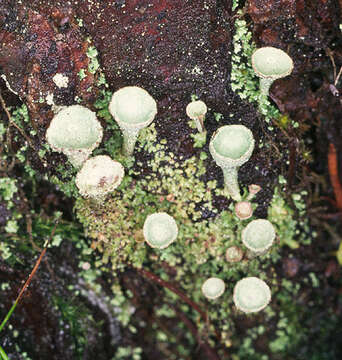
[252,47,293,96]
[5,219,19,233]
[242,219,275,255]
[76,155,125,201]
[186,100,207,132]
[143,212,178,249]
[109,86,157,156]
[78,69,87,80]
[201,277,225,299]
[190,131,207,148]
[46,105,103,168]
[1,3,315,353]
[209,125,255,201]
[233,277,271,313]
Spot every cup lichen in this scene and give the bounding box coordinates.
[109,86,157,156]
[186,100,207,132]
[209,125,255,201]
[143,212,178,249]
[241,219,275,254]
[201,277,225,300]
[46,105,103,168]
[252,47,294,96]
[233,277,271,313]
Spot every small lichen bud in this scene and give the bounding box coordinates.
[234,201,253,220]
[186,100,207,132]
[225,246,244,263]
[246,184,261,201]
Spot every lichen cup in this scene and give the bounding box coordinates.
[46,105,103,168]
[201,277,225,300]
[252,47,294,96]
[143,212,178,249]
[209,125,255,201]
[233,277,271,313]
[242,219,275,256]
[76,155,124,203]
[186,100,207,132]
[109,86,157,156]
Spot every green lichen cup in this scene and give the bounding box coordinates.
[143,212,178,249]
[201,277,225,300]
[209,125,255,201]
[109,86,157,156]
[46,105,103,168]
[186,100,207,132]
[233,277,271,313]
[252,47,293,96]
[242,219,275,255]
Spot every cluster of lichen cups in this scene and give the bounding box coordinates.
[46,86,158,202]
[202,215,274,312]
[201,217,275,314]
[200,108,276,312]
[46,84,276,314]
[202,276,271,313]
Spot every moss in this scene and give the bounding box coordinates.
[52,295,94,358]
[0,177,18,205]
[190,131,207,148]
[114,346,143,360]
[268,182,311,249]
[86,45,100,74]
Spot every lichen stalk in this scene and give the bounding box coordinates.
[222,166,241,201]
[194,115,205,133]
[259,78,274,97]
[122,128,140,156]
[64,149,92,169]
